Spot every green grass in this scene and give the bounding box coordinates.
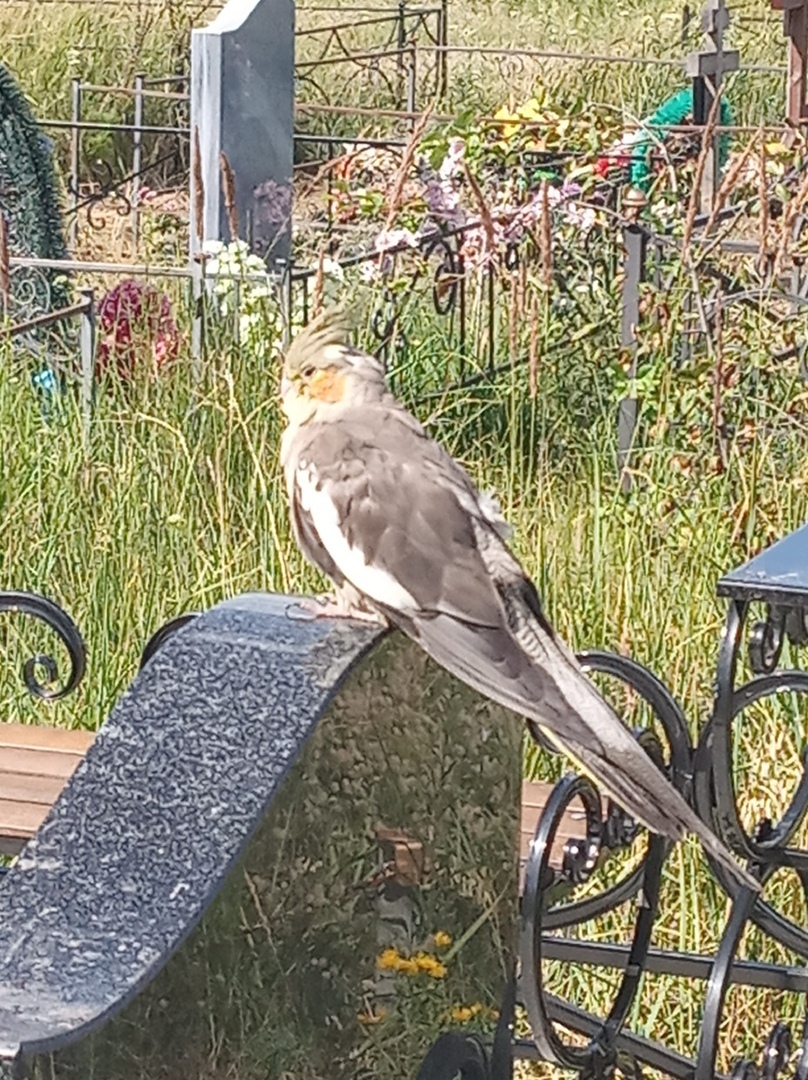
[3,288,807,1074]
[3,248,808,1080]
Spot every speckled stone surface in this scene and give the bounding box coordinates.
[0,593,382,1060]
[717,522,808,603]
[43,626,521,1080]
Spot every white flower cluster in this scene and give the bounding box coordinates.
[202,240,279,360]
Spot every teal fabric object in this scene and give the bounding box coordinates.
[629,86,733,191]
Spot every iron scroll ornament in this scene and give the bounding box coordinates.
[139,611,200,670]
[0,591,86,699]
[369,229,462,360]
[689,596,808,1080]
[519,609,808,1080]
[520,649,693,1075]
[694,598,808,895]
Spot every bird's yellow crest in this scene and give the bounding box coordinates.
[284,308,353,377]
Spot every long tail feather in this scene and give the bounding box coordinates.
[545,729,760,893]
[403,609,760,894]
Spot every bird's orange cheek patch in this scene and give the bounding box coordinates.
[309,367,346,403]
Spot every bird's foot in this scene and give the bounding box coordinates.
[290,591,388,626]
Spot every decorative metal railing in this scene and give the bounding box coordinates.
[0,591,86,700]
[518,524,808,1080]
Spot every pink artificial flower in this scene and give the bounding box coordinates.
[96,279,179,380]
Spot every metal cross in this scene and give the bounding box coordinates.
[686,0,740,213]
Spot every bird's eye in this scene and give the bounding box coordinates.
[302,364,316,379]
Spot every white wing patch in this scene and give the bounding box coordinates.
[297,466,419,612]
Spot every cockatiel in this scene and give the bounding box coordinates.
[279,308,758,892]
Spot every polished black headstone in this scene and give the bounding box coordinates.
[0,593,521,1079]
[717,523,808,604]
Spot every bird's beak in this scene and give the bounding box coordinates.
[279,371,292,408]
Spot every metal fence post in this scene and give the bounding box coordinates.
[132,73,145,250]
[79,288,95,452]
[280,258,295,348]
[618,222,648,493]
[397,0,407,103]
[407,43,417,124]
[69,79,82,249]
[301,273,309,326]
[437,0,448,99]
[772,0,808,131]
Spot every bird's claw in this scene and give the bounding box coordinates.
[287,593,388,625]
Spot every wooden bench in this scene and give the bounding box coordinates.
[0,722,587,867]
[520,779,594,871]
[0,724,96,856]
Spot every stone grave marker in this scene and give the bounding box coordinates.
[190,0,294,264]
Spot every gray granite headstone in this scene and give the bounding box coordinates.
[0,593,521,1079]
[190,0,294,262]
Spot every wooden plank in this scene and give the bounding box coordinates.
[520,779,605,872]
[0,724,95,754]
[0,799,49,839]
[0,748,611,872]
[0,745,87,780]
[521,779,556,807]
[0,770,67,806]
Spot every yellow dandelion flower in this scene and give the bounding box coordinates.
[450,1006,474,1023]
[493,106,521,141]
[518,97,544,122]
[377,947,401,970]
[413,953,448,979]
[433,931,452,949]
[396,957,420,976]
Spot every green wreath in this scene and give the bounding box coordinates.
[0,63,69,315]
[630,86,732,192]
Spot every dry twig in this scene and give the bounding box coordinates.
[702,130,757,237]
[539,180,553,287]
[383,103,434,235]
[219,151,239,241]
[462,161,497,261]
[192,126,204,245]
[774,167,808,277]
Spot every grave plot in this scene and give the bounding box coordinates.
[1,0,808,1077]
